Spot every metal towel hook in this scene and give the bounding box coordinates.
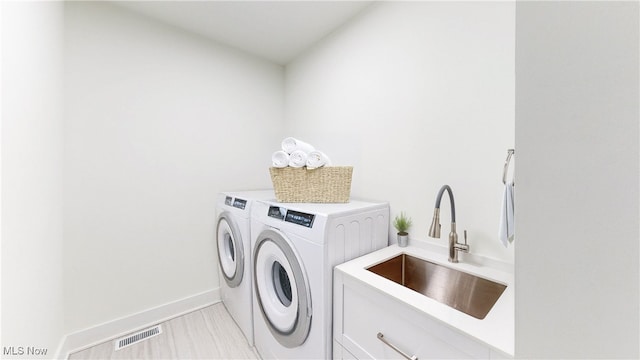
[502,149,515,185]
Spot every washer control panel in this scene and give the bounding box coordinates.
[225,196,247,210]
[268,206,315,228]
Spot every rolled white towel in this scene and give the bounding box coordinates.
[306,150,331,170]
[281,137,315,155]
[271,150,290,168]
[288,150,308,168]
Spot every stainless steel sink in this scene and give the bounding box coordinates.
[367,254,507,319]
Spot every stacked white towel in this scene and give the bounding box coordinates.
[306,150,331,170]
[271,151,290,168]
[281,137,315,155]
[271,137,332,169]
[288,150,308,168]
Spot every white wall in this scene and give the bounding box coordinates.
[515,2,639,358]
[285,2,515,263]
[63,2,283,334]
[1,1,65,357]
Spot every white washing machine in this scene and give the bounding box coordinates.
[215,190,274,346]
[251,199,389,359]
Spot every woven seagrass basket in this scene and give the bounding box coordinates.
[269,166,353,203]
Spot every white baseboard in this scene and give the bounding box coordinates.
[56,288,220,359]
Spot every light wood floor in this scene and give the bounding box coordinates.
[69,303,259,359]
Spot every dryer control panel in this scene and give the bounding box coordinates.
[268,206,315,228]
[233,198,247,210]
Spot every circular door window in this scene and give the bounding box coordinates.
[254,229,311,348]
[216,212,244,287]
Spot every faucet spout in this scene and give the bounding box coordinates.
[428,185,469,263]
[435,185,456,222]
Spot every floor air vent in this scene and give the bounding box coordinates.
[114,325,162,351]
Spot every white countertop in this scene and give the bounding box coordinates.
[335,243,514,357]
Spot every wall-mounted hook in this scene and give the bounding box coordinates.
[502,149,515,185]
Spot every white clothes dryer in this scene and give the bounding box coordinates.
[251,199,389,359]
[215,190,274,346]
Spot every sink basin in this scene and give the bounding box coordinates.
[367,254,507,319]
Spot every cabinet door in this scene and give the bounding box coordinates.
[334,339,358,360]
[338,281,490,359]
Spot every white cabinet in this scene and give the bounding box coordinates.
[334,270,510,360]
[334,339,358,360]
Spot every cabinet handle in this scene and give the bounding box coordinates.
[376,332,418,360]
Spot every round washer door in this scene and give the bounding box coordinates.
[253,228,312,348]
[216,212,244,288]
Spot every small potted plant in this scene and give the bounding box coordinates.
[393,211,412,247]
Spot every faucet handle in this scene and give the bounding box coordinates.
[458,230,470,253]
